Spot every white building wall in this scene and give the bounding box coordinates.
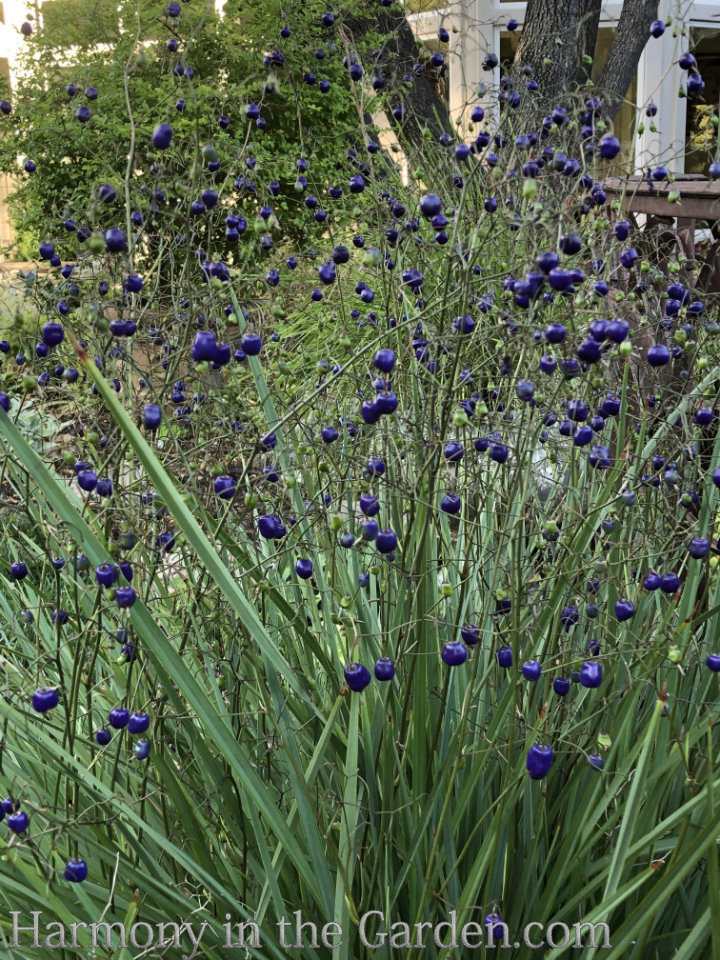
[409,0,720,175]
[0,0,36,248]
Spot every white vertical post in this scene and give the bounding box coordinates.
[449,0,478,127]
[635,0,686,172]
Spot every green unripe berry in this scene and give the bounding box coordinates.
[363,248,383,268]
[453,410,469,427]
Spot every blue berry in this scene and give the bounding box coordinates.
[374,658,395,680]
[441,641,467,666]
[10,561,28,580]
[522,660,541,681]
[64,857,88,881]
[376,529,398,554]
[580,661,603,688]
[32,688,59,712]
[128,712,150,734]
[116,587,136,608]
[614,598,635,621]
[7,810,29,833]
[526,744,554,779]
[496,646,513,668]
[214,476,236,500]
[344,663,371,692]
[95,563,118,588]
[143,404,162,430]
[689,538,709,559]
[108,707,130,729]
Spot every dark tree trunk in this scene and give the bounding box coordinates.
[342,8,453,154]
[598,0,659,121]
[513,0,602,102]
[513,0,658,124]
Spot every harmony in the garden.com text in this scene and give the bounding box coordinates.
[8,910,612,955]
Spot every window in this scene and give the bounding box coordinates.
[499,29,519,69]
[684,27,720,175]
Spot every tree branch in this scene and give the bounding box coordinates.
[342,6,453,154]
[597,0,659,121]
